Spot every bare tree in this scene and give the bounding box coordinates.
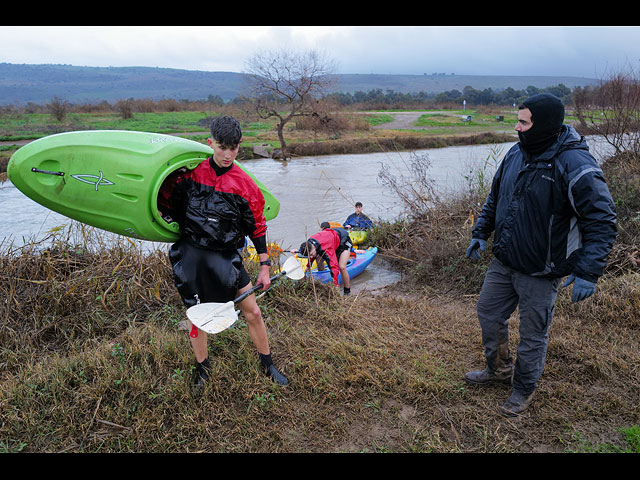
[48,96,69,122]
[115,98,135,119]
[244,49,336,159]
[573,67,640,155]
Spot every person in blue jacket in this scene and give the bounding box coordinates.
[343,202,373,230]
[464,94,617,417]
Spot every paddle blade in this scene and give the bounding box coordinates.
[282,256,304,280]
[186,301,238,334]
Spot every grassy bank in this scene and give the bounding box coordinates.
[1,143,638,452]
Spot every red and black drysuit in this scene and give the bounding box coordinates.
[305,228,353,285]
[158,158,268,307]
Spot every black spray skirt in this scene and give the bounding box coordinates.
[169,238,250,307]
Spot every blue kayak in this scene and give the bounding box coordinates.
[309,247,377,284]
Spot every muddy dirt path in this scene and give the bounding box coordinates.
[0,138,32,146]
[370,111,440,130]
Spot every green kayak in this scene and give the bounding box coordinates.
[7,130,280,243]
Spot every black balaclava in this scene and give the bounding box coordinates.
[518,93,565,154]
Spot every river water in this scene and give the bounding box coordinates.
[0,136,615,293]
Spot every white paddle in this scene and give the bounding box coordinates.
[186,256,304,336]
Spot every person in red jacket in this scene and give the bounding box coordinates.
[297,225,354,295]
[159,116,288,390]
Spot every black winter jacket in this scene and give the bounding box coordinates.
[159,159,268,253]
[472,125,617,282]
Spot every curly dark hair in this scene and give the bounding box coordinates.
[210,116,242,149]
[298,241,313,257]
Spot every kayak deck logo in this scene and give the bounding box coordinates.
[71,170,114,191]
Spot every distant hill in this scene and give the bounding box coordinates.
[0,63,247,105]
[0,63,599,106]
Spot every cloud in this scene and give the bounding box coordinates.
[1,26,639,78]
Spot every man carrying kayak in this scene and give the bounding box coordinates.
[158,116,288,390]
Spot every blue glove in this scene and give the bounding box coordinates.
[465,238,486,260]
[562,274,597,302]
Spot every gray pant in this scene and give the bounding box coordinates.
[476,258,561,395]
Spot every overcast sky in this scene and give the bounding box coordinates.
[2,26,639,78]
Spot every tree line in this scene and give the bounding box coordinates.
[323,83,573,107]
[1,83,576,118]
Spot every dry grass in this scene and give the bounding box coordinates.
[1,153,639,453]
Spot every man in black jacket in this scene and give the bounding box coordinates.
[464,94,617,416]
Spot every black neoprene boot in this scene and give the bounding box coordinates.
[260,353,289,386]
[264,364,289,386]
[193,357,211,391]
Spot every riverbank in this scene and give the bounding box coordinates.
[283,131,516,158]
[1,146,638,453]
[0,130,516,184]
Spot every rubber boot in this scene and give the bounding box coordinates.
[464,367,513,386]
[464,340,513,386]
[500,390,535,417]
